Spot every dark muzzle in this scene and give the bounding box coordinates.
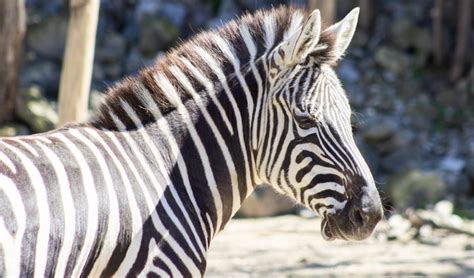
[322,187,383,241]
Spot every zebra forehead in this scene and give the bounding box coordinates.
[91,6,335,130]
[298,66,350,118]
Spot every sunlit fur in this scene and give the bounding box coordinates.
[0,6,381,277]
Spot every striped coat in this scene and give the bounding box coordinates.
[0,6,382,277]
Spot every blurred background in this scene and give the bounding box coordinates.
[0,0,473,276]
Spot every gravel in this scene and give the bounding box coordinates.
[207,215,474,277]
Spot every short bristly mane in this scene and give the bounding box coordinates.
[91,6,334,131]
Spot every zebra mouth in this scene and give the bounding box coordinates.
[321,216,349,241]
[321,217,336,241]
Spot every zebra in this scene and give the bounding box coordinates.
[0,6,383,277]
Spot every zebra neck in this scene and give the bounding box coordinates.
[138,74,259,236]
[99,76,258,230]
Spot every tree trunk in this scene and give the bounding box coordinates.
[0,0,26,124]
[308,0,336,25]
[359,0,377,32]
[432,0,444,66]
[450,0,471,81]
[57,0,100,126]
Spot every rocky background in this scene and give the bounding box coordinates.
[1,0,473,218]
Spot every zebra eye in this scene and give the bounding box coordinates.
[296,115,317,129]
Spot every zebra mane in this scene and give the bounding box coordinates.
[91,6,335,130]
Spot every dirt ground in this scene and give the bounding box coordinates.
[206,215,474,277]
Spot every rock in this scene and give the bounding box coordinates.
[400,77,423,99]
[434,87,470,126]
[138,15,179,56]
[237,186,297,218]
[26,13,68,60]
[122,21,140,44]
[158,3,187,28]
[20,60,60,97]
[439,157,469,196]
[237,0,287,11]
[125,48,144,74]
[418,224,433,238]
[446,172,470,197]
[436,88,459,108]
[380,147,419,174]
[438,107,465,128]
[411,204,467,232]
[455,76,474,107]
[390,18,414,49]
[412,29,431,66]
[102,63,123,80]
[135,0,185,54]
[337,59,360,84]
[373,127,413,154]
[390,17,431,67]
[207,0,240,28]
[96,31,127,64]
[135,0,160,18]
[92,62,105,82]
[466,158,474,181]
[434,200,454,218]
[0,123,31,137]
[345,83,366,109]
[391,18,431,52]
[387,214,413,241]
[375,46,412,75]
[388,170,447,211]
[15,86,58,133]
[440,157,465,173]
[418,224,440,246]
[368,83,397,112]
[405,95,437,129]
[25,0,64,25]
[465,243,474,251]
[382,71,397,83]
[361,120,397,143]
[125,48,161,74]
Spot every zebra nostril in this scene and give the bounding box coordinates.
[351,208,365,226]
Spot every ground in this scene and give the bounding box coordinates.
[206,216,474,277]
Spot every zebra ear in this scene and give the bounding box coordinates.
[323,7,359,61]
[275,9,321,67]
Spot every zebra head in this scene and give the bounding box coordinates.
[256,8,383,240]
